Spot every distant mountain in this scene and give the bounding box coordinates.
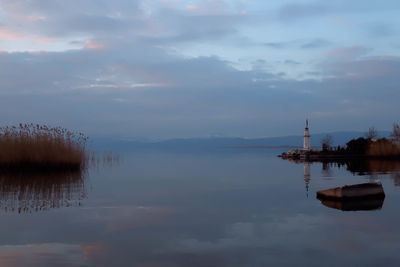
[89,131,390,151]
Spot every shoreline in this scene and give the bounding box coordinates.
[279,150,400,161]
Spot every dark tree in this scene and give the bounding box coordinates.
[390,123,400,141]
[346,137,369,154]
[321,134,333,151]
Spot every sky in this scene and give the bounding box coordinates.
[0,0,399,140]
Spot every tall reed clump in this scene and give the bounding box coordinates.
[0,124,88,170]
[367,139,400,157]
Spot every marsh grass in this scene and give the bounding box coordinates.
[0,123,88,170]
[367,139,400,157]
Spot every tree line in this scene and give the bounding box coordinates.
[320,122,400,157]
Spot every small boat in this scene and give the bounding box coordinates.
[316,182,385,200]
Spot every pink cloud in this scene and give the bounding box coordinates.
[23,15,46,22]
[0,28,53,45]
[327,15,357,28]
[0,28,25,40]
[0,243,83,266]
[186,5,199,11]
[9,13,46,22]
[83,40,106,50]
[35,37,53,44]
[105,206,176,232]
[327,46,370,61]
[81,242,105,261]
[2,2,23,12]
[327,57,398,80]
[184,0,230,15]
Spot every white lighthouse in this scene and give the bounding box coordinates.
[303,119,310,151]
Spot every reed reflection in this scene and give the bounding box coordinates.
[0,152,120,213]
[0,169,87,213]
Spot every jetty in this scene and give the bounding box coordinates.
[279,121,400,161]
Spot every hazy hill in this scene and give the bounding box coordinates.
[90,131,390,151]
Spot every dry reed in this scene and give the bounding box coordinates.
[367,139,400,157]
[0,123,88,170]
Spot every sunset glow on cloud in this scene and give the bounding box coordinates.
[0,28,24,40]
[83,40,106,50]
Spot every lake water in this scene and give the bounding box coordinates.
[1,148,400,266]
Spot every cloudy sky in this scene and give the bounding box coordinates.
[0,0,399,139]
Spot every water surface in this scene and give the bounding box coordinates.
[0,149,399,266]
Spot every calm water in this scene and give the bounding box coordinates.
[1,149,400,266]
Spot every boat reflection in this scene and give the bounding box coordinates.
[0,169,87,213]
[287,158,400,188]
[317,196,385,211]
[284,158,400,211]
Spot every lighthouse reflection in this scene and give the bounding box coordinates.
[287,158,400,211]
[289,158,400,194]
[0,169,87,213]
[303,161,310,197]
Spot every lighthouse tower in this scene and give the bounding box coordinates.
[303,119,310,151]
